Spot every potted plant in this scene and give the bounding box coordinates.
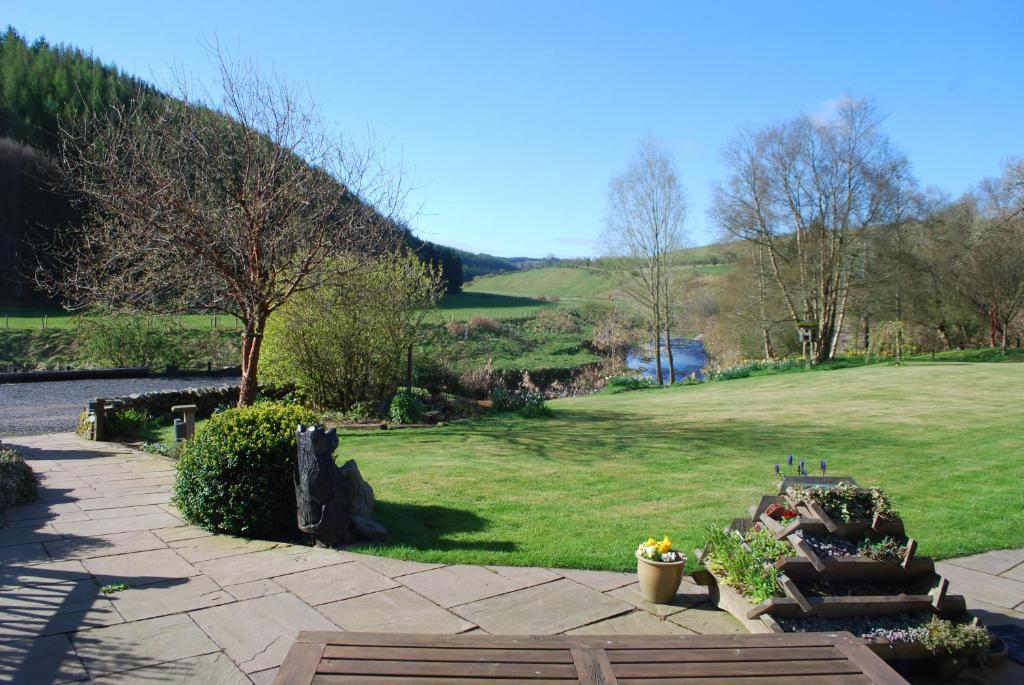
[635,536,686,603]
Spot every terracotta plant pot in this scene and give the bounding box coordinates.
[636,551,686,604]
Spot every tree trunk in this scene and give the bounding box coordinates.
[406,344,414,393]
[238,315,266,407]
[988,307,998,348]
[653,306,664,385]
[664,322,676,384]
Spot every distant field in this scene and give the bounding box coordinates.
[0,305,237,331]
[465,267,620,301]
[433,292,565,322]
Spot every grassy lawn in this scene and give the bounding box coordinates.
[0,305,238,331]
[341,362,1024,571]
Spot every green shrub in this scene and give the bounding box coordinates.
[489,388,551,418]
[73,312,186,369]
[173,402,316,539]
[0,444,38,511]
[389,389,426,424]
[605,375,658,393]
[106,408,158,440]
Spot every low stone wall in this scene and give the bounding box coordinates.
[108,385,240,420]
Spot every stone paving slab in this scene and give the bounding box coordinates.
[452,578,633,634]
[2,433,1024,685]
[317,586,474,634]
[0,634,88,684]
[90,652,249,684]
[189,592,338,674]
[71,613,219,678]
[110,574,235,621]
[273,561,397,605]
[398,564,525,608]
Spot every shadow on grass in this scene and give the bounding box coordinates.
[367,500,517,553]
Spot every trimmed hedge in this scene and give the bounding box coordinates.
[173,402,316,539]
[0,443,38,512]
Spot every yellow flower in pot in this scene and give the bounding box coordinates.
[636,535,686,604]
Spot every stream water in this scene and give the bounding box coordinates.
[625,337,708,382]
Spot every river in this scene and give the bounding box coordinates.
[626,337,708,382]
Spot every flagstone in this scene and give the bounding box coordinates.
[273,561,397,605]
[3,501,83,522]
[937,561,1024,609]
[77,494,171,511]
[452,578,631,634]
[0,559,90,586]
[606,580,707,617]
[44,530,166,560]
[85,505,169,520]
[51,513,181,537]
[486,565,562,587]
[949,549,1024,576]
[72,613,219,678]
[170,534,283,563]
[84,548,200,586]
[567,609,692,635]
[0,524,60,547]
[0,581,124,638]
[89,651,248,684]
[556,568,635,592]
[10,510,92,527]
[223,578,286,601]
[110,575,235,621]
[189,592,338,673]
[346,553,443,578]
[0,634,88,684]
[318,586,474,634]
[195,546,350,586]
[153,525,211,543]
[667,603,747,634]
[399,564,524,608]
[0,542,51,566]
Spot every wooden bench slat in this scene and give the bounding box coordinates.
[614,659,862,678]
[296,631,842,650]
[312,677,577,685]
[617,676,873,685]
[606,646,843,663]
[278,631,908,685]
[323,646,574,664]
[316,659,578,679]
[274,642,325,685]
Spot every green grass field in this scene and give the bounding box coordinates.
[432,292,563,322]
[465,267,621,302]
[0,305,237,331]
[338,362,1024,571]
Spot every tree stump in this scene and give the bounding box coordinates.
[294,425,388,547]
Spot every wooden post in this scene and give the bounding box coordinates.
[91,398,106,441]
[171,404,198,439]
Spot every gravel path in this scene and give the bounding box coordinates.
[0,376,238,436]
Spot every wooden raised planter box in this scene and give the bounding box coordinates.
[776,555,935,582]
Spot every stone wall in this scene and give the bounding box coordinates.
[107,385,240,419]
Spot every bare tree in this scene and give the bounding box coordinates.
[602,136,687,384]
[713,98,911,362]
[43,49,408,405]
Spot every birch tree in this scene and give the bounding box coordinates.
[602,136,687,383]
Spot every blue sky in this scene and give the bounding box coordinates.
[7,1,1022,257]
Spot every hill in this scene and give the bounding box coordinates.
[465,266,620,301]
[0,28,464,300]
[344,361,1024,570]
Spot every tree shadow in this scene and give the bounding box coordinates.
[364,501,517,553]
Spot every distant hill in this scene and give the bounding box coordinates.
[0,27,466,299]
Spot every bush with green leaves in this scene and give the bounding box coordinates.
[605,375,658,393]
[0,443,37,512]
[73,312,186,369]
[106,408,158,440]
[173,402,316,539]
[389,389,426,424]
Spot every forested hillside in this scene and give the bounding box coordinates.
[0,27,467,301]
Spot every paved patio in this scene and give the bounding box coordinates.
[0,433,1021,684]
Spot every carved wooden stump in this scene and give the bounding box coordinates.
[294,425,388,547]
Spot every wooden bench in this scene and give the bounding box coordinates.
[274,631,909,684]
